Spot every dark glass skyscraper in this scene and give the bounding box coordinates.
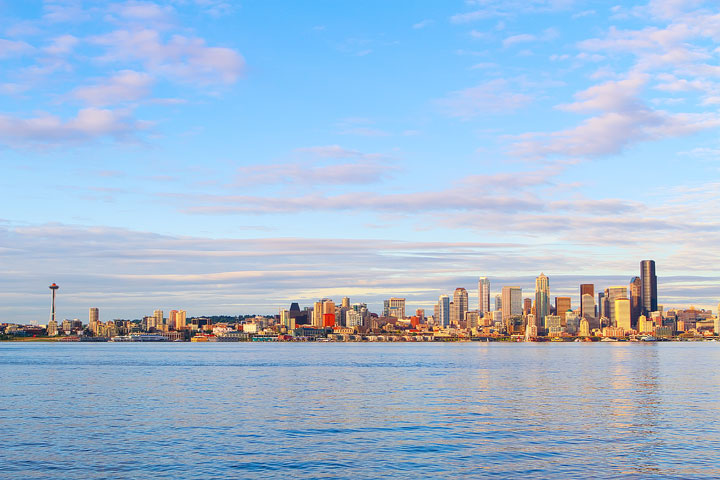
[640,260,658,315]
[629,276,641,328]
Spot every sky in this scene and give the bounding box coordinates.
[1,0,720,323]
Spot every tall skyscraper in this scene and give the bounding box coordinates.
[641,260,658,315]
[451,288,468,326]
[478,277,490,315]
[555,297,571,322]
[535,273,549,326]
[494,294,502,312]
[341,297,350,309]
[629,276,642,328]
[501,286,522,321]
[168,310,179,329]
[437,295,450,327]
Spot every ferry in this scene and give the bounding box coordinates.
[640,335,657,342]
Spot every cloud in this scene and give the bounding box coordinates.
[413,19,434,29]
[110,1,175,22]
[503,34,536,47]
[436,79,533,118]
[0,39,34,58]
[71,70,155,106]
[0,108,149,147]
[43,35,79,55]
[90,29,245,84]
[234,160,393,187]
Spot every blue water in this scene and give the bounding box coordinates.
[1,342,719,479]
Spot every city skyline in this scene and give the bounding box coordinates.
[2,1,720,322]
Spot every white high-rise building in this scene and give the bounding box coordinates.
[478,277,490,315]
[615,298,631,332]
[437,295,450,328]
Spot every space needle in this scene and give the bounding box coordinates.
[49,283,59,324]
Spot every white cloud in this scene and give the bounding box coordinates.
[90,29,245,84]
[0,108,149,147]
[436,79,533,119]
[71,70,154,106]
[0,38,34,58]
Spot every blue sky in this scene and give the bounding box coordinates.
[1,0,720,323]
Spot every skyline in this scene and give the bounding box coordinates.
[2,1,720,322]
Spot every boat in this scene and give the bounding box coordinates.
[640,335,657,342]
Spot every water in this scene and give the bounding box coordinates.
[1,342,719,479]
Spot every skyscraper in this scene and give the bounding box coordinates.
[437,295,450,327]
[177,310,187,329]
[555,297,571,322]
[313,301,323,327]
[535,273,549,326]
[629,276,642,328]
[341,297,350,309]
[495,294,502,312]
[478,277,490,315]
[581,293,596,323]
[580,285,595,318]
[606,286,628,325]
[641,260,658,315]
[501,286,522,321]
[451,288,468,326]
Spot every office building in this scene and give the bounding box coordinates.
[535,273,550,325]
[641,260,658,315]
[495,294,502,312]
[501,287,523,321]
[437,295,450,328]
[630,276,642,328]
[555,297,571,322]
[451,288,468,326]
[385,297,406,318]
[615,298,631,332]
[523,298,532,315]
[478,277,490,315]
[606,286,628,325]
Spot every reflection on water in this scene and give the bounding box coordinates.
[1,342,719,479]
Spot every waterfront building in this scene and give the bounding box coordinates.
[416,309,425,323]
[641,260,658,315]
[168,310,179,329]
[615,298,631,332]
[535,273,549,326]
[579,318,590,337]
[546,315,563,336]
[630,276,642,328]
[526,313,538,332]
[714,315,719,335]
[555,297,571,322]
[451,288,468,326]
[501,287,522,321]
[47,318,58,336]
[638,315,654,333]
[478,277,490,315]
